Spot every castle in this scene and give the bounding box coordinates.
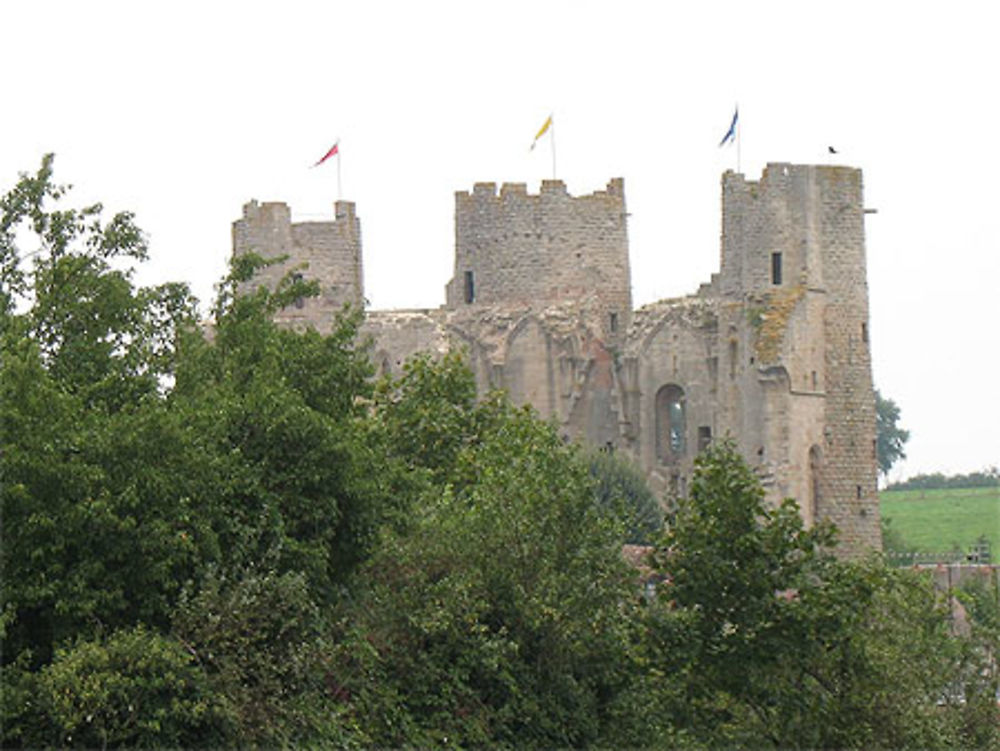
[233,163,882,552]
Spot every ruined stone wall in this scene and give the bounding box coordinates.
[232,199,363,333]
[235,164,881,555]
[625,298,719,497]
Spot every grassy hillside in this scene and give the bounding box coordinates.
[879,486,999,556]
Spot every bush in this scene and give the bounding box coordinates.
[6,626,228,748]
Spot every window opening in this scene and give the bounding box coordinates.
[464,270,475,304]
[771,252,783,285]
[656,384,686,461]
[292,272,305,309]
[698,426,712,452]
[809,445,823,521]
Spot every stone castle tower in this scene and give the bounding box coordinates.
[232,199,363,331]
[233,163,881,553]
[445,179,631,320]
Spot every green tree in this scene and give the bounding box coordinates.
[1,156,203,667]
[956,574,1000,749]
[588,448,663,544]
[876,388,910,479]
[335,358,654,748]
[2,157,385,746]
[0,153,194,406]
[648,439,838,746]
[169,252,382,604]
[648,439,993,749]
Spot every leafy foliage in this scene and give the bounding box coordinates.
[588,448,664,543]
[648,439,999,749]
[2,157,382,746]
[334,356,654,748]
[170,255,381,604]
[5,626,228,748]
[2,156,201,667]
[172,567,346,747]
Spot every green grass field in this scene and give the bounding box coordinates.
[879,486,1000,555]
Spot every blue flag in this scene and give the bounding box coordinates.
[719,107,739,147]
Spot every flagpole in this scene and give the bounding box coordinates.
[337,148,342,201]
[737,106,742,174]
[551,117,557,179]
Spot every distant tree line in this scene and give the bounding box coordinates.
[887,468,1000,491]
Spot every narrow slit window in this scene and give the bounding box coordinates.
[771,252,783,285]
[464,270,475,304]
[292,272,305,309]
[809,445,823,520]
[609,311,618,332]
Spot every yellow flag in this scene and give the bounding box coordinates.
[530,115,553,150]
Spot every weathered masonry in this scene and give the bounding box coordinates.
[233,163,881,553]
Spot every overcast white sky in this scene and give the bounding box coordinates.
[3,1,998,480]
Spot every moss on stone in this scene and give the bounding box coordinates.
[749,284,805,363]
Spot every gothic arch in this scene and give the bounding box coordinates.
[504,317,554,416]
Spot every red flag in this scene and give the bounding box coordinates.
[313,140,339,167]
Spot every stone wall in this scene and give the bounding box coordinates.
[445,179,631,337]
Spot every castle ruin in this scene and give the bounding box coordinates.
[232,163,881,552]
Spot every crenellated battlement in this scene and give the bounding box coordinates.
[446,179,631,333]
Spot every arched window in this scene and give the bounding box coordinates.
[656,384,686,462]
